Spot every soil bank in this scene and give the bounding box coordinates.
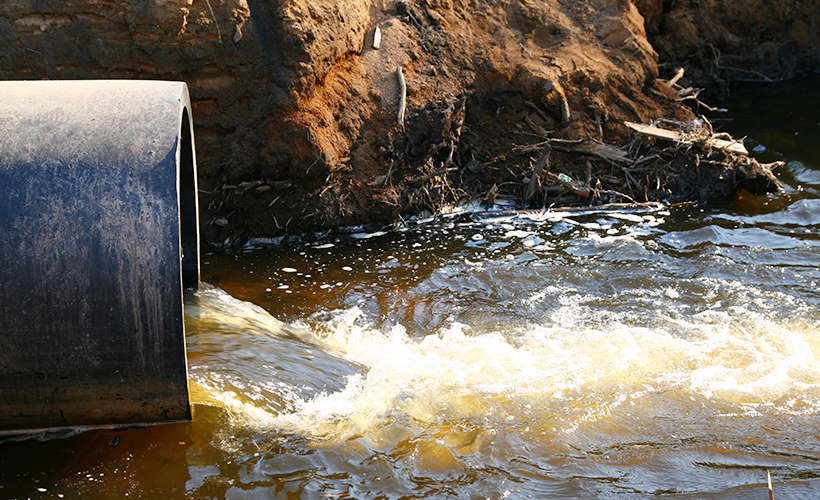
[2,0,817,244]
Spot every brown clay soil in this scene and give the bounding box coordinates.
[2,0,815,244]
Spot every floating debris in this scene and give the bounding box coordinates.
[472,202,666,225]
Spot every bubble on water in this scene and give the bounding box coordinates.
[504,230,532,239]
[352,231,387,240]
[609,213,644,223]
[522,237,546,248]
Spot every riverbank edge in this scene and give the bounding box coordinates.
[1,0,815,244]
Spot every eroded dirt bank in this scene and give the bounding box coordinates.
[2,0,816,244]
[640,0,820,93]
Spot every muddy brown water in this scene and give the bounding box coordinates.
[2,77,820,499]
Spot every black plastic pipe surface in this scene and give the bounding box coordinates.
[0,80,199,433]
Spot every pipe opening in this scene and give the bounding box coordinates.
[180,108,200,289]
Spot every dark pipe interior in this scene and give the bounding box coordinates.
[180,108,199,289]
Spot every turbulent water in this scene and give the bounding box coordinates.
[2,78,820,499]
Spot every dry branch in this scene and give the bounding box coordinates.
[525,143,551,200]
[410,167,457,186]
[397,65,407,128]
[768,470,774,500]
[667,67,685,87]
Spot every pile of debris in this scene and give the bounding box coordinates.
[495,116,784,211]
[368,82,783,223]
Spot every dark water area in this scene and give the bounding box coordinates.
[718,75,820,166]
[1,77,820,499]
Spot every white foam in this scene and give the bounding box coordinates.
[266,305,820,441]
[189,286,820,445]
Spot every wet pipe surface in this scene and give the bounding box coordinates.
[0,80,196,432]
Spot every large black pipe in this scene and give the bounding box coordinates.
[0,80,198,433]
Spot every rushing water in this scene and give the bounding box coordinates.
[2,77,820,499]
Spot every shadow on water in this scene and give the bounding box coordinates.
[718,75,820,167]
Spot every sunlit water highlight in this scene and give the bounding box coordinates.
[2,77,820,499]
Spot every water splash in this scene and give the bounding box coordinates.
[187,285,820,445]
